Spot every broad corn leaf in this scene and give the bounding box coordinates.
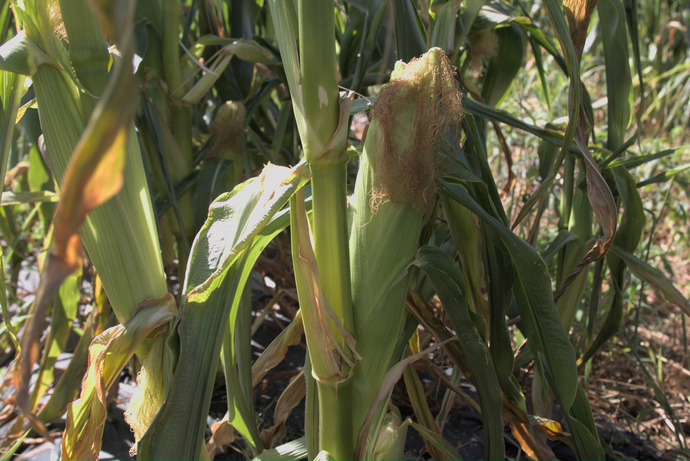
[481,23,525,107]
[510,0,581,229]
[581,166,644,363]
[407,420,464,461]
[254,438,308,461]
[392,0,426,61]
[28,270,81,412]
[221,285,262,452]
[429,1,460,55]
[598,0,633,150]
[0,51,27,356]
[139,162,310,460]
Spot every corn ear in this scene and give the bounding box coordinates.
[369,406,407,461]
[349,47,463,441]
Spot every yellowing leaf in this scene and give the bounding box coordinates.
[61,294,176,461]
[290,188,359,384]
[563,0,598,61]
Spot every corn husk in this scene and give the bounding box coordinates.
[348,47,463,447]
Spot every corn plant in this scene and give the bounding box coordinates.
[1,0,689,460]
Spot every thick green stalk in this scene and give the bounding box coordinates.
[269,0,355,456]
[309,164,354,459]
[298,1,354,458]
[310,164,354,332]
[298,0,340,162]
[296,0,353,343]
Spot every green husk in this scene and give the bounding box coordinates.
[349,47,463,452]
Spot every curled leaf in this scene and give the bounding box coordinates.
[290,189,359,384]
[61,294,177,461]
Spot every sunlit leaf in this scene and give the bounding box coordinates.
[139,162,310,460]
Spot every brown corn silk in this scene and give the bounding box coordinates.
[369,49,463,212]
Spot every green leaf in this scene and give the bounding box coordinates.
[637,163,690,187]
[578,166,643,367]
[0,31,50,75]
[429,1,460,54]
[221,284,262,452]
[511,0,581,229]
[1,430,30,461]
[598,0,633,150]
[512,16,567,72]
[461,98,578,155]
[407,420,464,461]
[139,162,311,460]
[253,438,308,461]
[392,0,427,61]
[28,269,82,411]
[0,53,27,356]
[0,190,59,206]
[350,96,375,114]
[411,246,505,461]
[438,177,604,460]
[542,230,579,264]
[610,244,690,317]
[481,23,525,107]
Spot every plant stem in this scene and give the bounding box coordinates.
[310,163,354,459]
[298,0,340,162]
[310,164,354,333]
[161,0,193,266]
[297,2,355,457]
